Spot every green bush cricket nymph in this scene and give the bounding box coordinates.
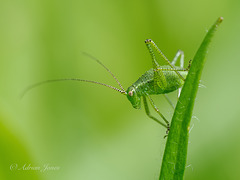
[23,39,191,135]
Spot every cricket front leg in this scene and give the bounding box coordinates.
[142,96,170,134]
[147,96,170,134]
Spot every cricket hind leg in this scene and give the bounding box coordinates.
[142,96,170,135]
[164,94,175,109]
[145,39,185,81]
[144,39,167,90]
[172,49,192,71]
[171,50,185,68]
[171,50,185,98]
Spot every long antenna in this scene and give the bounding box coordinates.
[82,52,125,92]
[22,53,127,98]
[21,78,127,98]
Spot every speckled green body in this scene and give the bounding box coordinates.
[126,65,188,109]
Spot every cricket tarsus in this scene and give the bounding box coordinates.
[24,39,191,137]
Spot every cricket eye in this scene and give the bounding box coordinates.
[128,91,133,96]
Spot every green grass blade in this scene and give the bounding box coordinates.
[159,17,223,180]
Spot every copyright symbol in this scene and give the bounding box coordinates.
[10,163,18,171]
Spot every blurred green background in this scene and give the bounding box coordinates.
[0,0,239,179]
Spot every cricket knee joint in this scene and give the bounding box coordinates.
[145,39,152,43]
[177,49,184,54]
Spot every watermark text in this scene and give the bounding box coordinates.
[10,163,60,173]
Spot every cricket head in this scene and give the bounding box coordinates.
[126,86,141,109]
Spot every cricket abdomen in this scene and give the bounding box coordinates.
[131,66,188,96]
